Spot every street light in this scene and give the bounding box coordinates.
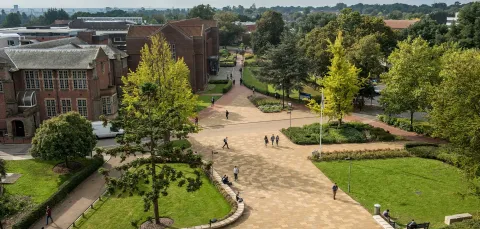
[345,157,352,193]
[319,89,324,158]
[211,150,218,175]
[287,102,292,127]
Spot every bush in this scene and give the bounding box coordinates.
[209,79,229,84]
[258,104,283,113]
[404,142,439,149]
[12,157,104,229]
[440,219,480,229]
[222,80,232,94]
[244,53,254,59]
[247,95,283,113]
[220,61,235,67]
[310,149,410,162]
[406,146,439,159]
[282,122,396,145]
[377,114,434,136]
[220,49,229,57]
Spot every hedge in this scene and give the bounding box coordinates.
[220,61,235,67]
[282,122,396,145]
[377,114,434,136]
[222,80,233,94]
[247,95,283,113]
[310,149,410,162]
[209,80,229,84]
[440,219,480,229]
[12,156,105,229]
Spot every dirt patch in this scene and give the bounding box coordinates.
[140,218,174,229]
[53,161,83,174]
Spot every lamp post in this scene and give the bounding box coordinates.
[345,157,352,193]
[211,151,218,175]
[287,102,292,127]
[319,89,324,158]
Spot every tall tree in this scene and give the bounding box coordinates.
[295,12,337,35]
[30,112,97,168]
[380,37,442,130]
[43,8,69,25]
[308,32,361,126]
[450,2,480,48]
[100,34,201,225]
[2,13,21,28]
[256,31,309,107]
[214,11,245,45]
[401,16,449,45]
[252,10,284,54]
[188,4,215,20]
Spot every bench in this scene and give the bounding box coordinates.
[380,215,396,228]
[407,222,430,229]
[445,213,472,225]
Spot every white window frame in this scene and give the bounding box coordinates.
[72,70,87,90]
[113,37,124,42]
[77,99,88,117]
[58,70,69,89]
[45,99,56,118]
[43,70,54,90]
[101,96,112,115]
[60,98,72,114]
[25,70,40,89]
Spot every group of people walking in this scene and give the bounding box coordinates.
[264,134,280,146]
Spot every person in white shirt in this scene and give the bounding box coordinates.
[233,166,239,181]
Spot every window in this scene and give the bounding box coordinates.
[0,81,3,92]
[77,99,88,117]
[58,70,69,89]
[72,70,87,89]
[43,70,54,89]
[113,37,125,42]
[170,43,176,60]
[45,99,56,118]
[101,96,112,115]
[60,99,72,114]
[25,71,40,89]
[7,40,15,46]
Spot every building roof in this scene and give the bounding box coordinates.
[69,19,133,31]
[13,37,87,49]
[3,48,101,70]
[384,20,419,30]
[245,24,256,33]
[127,25,163,37]
[0,27,86,34]
[53,20,72,25]
[174,25,203,37]
[169,18,217,29]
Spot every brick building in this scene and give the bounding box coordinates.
[126,18,219,92]
[0,37,127,143]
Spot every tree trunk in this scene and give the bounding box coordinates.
[338,118,342,127]
[410,111,414,131]
[150,134,161,224]
[65,156,69,169]
[163,131,171,143]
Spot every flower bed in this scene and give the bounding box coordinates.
[247,95,283,113]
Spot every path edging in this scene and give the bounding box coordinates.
[181,169,245,229]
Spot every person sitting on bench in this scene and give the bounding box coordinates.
[222,175,232,185]
[407,219,417,229]
[236,191,243,202]
[383,209,391,220]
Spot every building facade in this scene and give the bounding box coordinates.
[0,38,127,143]
[126,18,219,92]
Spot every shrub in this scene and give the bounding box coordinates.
[258,104,283,113]
[13,157,104,229]
[406,146,439,159]
[220,61,235,67]
[310,149,410,162]
[220,49,229,57]
[209,79,229,84]
[247,95,283,113]
[404,142,439,149]
[377,114,434,136]
[440,219,480,229]
[222,80,232,94]
[244,53,254,59]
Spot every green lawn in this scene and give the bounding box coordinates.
[4,159,93,204]
[201,84,226,94]
[243,67,321,99]
[196,95,221,112]
[314,158,480,228]
[76,164,231,229]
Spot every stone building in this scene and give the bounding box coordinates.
[126,18,219,92]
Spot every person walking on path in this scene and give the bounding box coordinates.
[222,137,229,149]
[240,78,243,85]
[270,134,275,146]
[332,183,339,200]
[252,87,255,95]
[233,79,235,85]
[233,166,239,181]
[46,206,53,225]
[276,135,279,146]
[194,116,198,126]
[211,97,215,107]
[226,110,229,119]
[264,135,268,146]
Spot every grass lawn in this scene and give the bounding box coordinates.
[76,163,231,229]
[243,67,321,99]
[314,158,480,228]
[196,95,221,112]
[201,84,226,94]
[4,159,93,204]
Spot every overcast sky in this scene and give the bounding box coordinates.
[0,0,474,9]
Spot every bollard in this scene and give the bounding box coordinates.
[374,204,381,215]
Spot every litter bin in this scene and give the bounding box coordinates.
[374,204,381,215]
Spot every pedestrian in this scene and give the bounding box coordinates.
[230,73,233,79]
[233,166,239,181]
[264,135,268,146]
[270,134,275,146]
[236,191,243,202]
[211,97,215,107]
[383,209,391,221]
[226,110,229,119]
[252,87,255,95]
[276,135,279,146]
[46,206,53,225]
[194,116,198,126]
[222,137,229,149]
[240,78,243,85]
[233,79,236,85]
[332,183,338,200]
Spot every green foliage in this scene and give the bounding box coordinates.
[377,114,434,136]
[42,8,69,25]
[440,219,480,229]
[219,61,235,67]
[208,79,229,84]
[12,157,104,229]
[30,112,97,168]
[258,105,283,113]
[450,2,480,48]
[219,49,229,57]
[171,139,192,150]
[311,149,410,162]
[187,4,215,20]
[252,10,285,54]
[281,122,396,145]
[244,53,254,59]
[430,49,480,155]
[2,13,21,27]
[380,37,442,129]
[196,95,221,112]
[214,12,245,45]
[222,80,233,94]
[0,158,5,177]
[294,12,337,34]
[401,16,449,45]
[308,32,360,126]
[0,194,30,227]
[247,95,282,113]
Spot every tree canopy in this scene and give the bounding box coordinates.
[252,10,285,54]
[2,13,21,28]
[30,112,97,168]
[188,4,215,20]
[214,11,245,46]
[43,8,69,25]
